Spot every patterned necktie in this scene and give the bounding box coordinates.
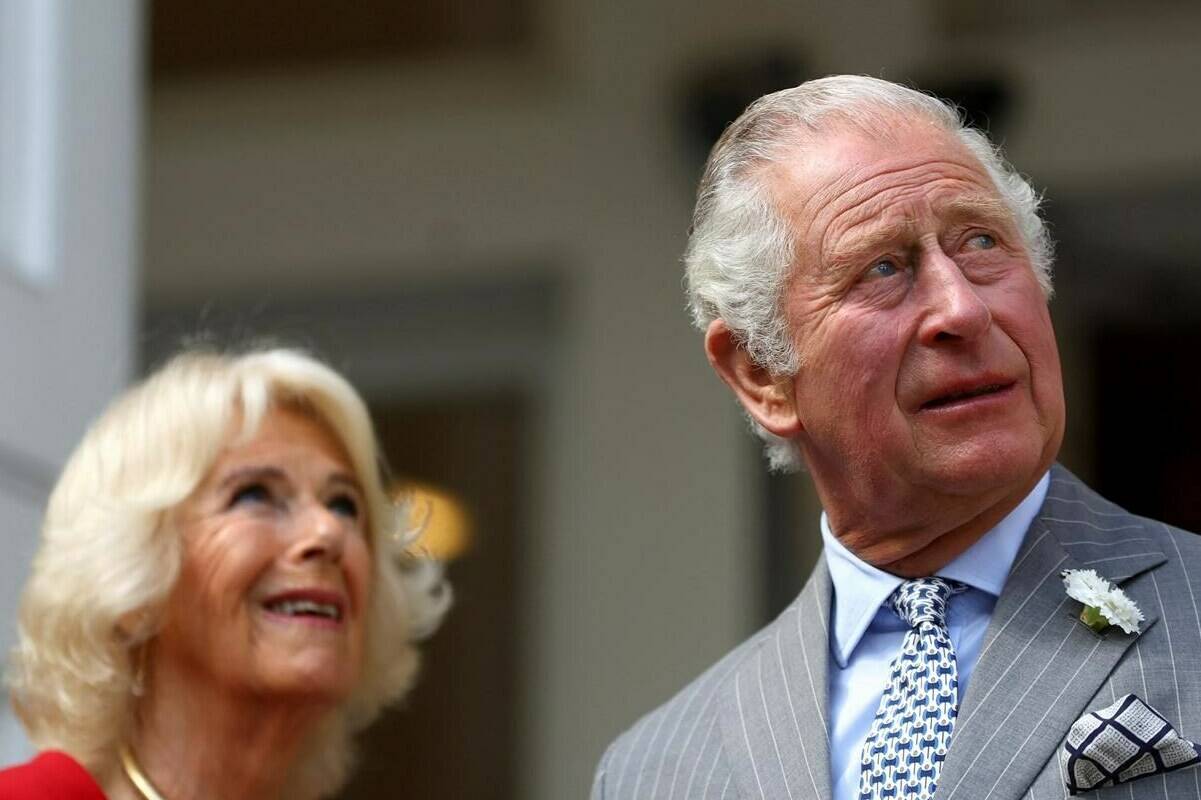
[859,577,967,800]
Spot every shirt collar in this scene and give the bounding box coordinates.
[821,471,1050,667]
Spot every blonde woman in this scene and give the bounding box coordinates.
[1,348,448,799]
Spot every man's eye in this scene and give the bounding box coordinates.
[230,483,271,507]
[328,494,360,519]
[865,259,900,279]
[967,233,996,250]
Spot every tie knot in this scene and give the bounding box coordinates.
[888,577,965,629]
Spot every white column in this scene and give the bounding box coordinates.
[0,0,140,763]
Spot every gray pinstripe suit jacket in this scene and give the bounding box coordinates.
[592,466,1201,800]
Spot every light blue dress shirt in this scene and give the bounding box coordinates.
[824,472,1050,800]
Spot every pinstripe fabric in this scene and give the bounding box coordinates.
[936,466,1201,800]
[593,466,1201,799]
[593,562,832,800]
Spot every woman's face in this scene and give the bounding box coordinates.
[155,405,373,705]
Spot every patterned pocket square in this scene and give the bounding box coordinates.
[1061,694,1201,795]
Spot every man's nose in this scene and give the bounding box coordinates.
[291,502,346,564]
[915,246,992,345]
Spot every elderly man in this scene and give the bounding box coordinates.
[593,75,1201,800]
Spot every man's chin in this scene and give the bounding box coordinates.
[916,436,1051,500]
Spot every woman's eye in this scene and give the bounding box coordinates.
[230,483,271,507]
[328,494,360,520]
[967,233,996,250]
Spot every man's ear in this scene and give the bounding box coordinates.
[704,319,802,438]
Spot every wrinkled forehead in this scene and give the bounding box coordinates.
[762,119,1010,258]
[765,115,988,203]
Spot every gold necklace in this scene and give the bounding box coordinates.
[120,744,167,800]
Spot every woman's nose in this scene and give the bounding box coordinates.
[291,502,346,564]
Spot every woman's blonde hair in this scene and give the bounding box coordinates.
[6,347,449,797]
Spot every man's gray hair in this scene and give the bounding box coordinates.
[684,74,1054,472]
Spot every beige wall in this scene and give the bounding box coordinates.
[143,2,1201,796]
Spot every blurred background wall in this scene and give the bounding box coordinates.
[3,1,1201,797]
[0,0,139,762]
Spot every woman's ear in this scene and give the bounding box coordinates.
[115,607,157,644]
[704,319,803,439]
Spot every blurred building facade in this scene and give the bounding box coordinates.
[0,0,139,764]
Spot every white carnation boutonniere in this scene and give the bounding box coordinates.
[1061,568,1144,634]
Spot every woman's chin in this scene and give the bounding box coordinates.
[245,613,363,701]
[248,656,359,705]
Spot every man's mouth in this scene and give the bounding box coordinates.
[921,382,1011,410]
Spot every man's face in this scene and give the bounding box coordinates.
[770,121,1064,561]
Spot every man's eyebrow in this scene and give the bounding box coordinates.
[824,194,1015,275]
[825,217,917,275]
[938,195,1014,227]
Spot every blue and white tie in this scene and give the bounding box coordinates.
[859,577,967,800]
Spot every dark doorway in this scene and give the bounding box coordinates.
[1094,324,1201,533]
[338,392,528,799]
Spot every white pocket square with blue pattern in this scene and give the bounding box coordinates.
[1060,694,1201,795]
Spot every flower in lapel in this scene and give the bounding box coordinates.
[1061,569,1144,634]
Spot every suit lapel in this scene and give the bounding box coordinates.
[717,559,833,800]
[935,466,1167,800]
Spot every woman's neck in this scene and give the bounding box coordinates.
[114,661,330,800]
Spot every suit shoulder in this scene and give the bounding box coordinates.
[1048,466,1201,557]
[1045,466,1141,523]
[1145,515,1201,559]
[592,624,772,799]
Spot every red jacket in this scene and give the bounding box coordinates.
[0,751,106,799]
